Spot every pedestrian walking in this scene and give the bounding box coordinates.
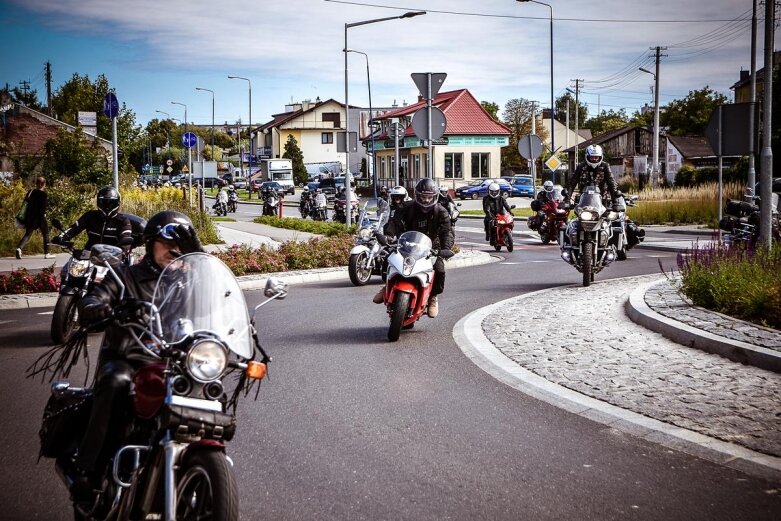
[16,176,53,259]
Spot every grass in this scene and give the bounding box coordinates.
[677,242,781,330]
[627,182,743,226]
[253,216,355,236]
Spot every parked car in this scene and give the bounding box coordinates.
[455,178,512,200]
[506,175,535,198]
[255,181,285,197]
[232,177,248,189]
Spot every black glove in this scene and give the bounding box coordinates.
[51,234,64,245]
[168,224,204,254]
[114,297,148,324]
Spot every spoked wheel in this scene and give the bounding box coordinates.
[505,231,514,252]
[51,294,79,345]
[388,292,411,342]
[348,252,372,286]
[176,451,239,521]
[582,242,593,287]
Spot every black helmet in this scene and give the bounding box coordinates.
[142,210,193,252]
[97,186,121,218]
[414,178,438,212]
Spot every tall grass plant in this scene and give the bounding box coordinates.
[627,182,743,226]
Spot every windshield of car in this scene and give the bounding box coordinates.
[467,180,483,187]
[513,177,533,186]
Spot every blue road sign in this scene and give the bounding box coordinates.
[103,92,119,119]
[182,132,197,149]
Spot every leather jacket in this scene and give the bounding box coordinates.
[483,195,512,218]
[386,200,453,251]
[566,161,620,205]
[60,210,133,252]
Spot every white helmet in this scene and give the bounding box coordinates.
[585,144,603,168]
[439,185,449,196]
[488,182,501,199]
[543,180,554,192]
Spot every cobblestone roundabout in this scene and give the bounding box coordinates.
[483,274,781,457]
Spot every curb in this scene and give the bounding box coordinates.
[0,251,496,310]
[626,279,781,374]
[453,282,781,484]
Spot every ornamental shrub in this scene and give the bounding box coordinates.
[0,266,59,295]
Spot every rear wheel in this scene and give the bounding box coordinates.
[176,451,239,521]
[505,231,514,252]
[541,235,551,244]
[51,294,78,345]
[348,252,372,286]
[388,292,411,342]
[471,193,479,200]
[582,242,593,287]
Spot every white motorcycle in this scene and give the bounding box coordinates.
[348,203,389,286]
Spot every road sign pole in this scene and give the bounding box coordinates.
[427,73,433,180]
[112,116,118,188]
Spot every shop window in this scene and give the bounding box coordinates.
[445,153,463,179]
[471,153,490,178]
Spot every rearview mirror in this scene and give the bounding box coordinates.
[89,244,125,268]
[264,277,288,299]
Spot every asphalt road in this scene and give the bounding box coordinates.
[0,226,778,520]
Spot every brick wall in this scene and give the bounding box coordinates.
[3,113,59,155]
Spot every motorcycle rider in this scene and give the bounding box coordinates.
[313,188,328,220]
[483,182,512,241]
[300,185,312,216]
[215,185,229,215]
[537,180,555,203]
[384,185,408,234]
[566,145,643,247]
[53,186,133,252]
[373,178,452,318]
[69,211,205,501]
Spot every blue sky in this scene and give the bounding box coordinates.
[2,0,776,130]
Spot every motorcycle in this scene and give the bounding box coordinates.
[608,194,644,260]
[212,199,228,217]
[719,192,780,249]
[488,206,516,252]
[227,190,238,213]
[31,246,287,521]
[311,196,328,221]
[49,216,145,345]
[333,195,359,224]
[527,185,570,245]
[262,190,280,217]
[560,186,617,287]
[447,201,461,227]
[378,231,453,341]
[299,193,312,219]
[348,203,389,286]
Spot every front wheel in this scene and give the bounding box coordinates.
[471,193,479,200]
[617,246,627,261]
[348,252,372,286]
[51,294,79,344]
[388,291,411,341]
[505,230,514,252]
[176,451,239,521]
[582,242,594,287]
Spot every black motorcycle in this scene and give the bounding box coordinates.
[227,190,238,213]
[262,190,280,217]
[719,193,780,249]
[49,215,145,345]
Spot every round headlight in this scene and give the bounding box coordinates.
[579,210,595,221]
[186,340,228,383]
[69,260,91,277]
[359,228,372,241]
[402,255,415,276]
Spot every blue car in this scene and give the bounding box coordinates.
[506,176,535,198]
[455,179,512,200]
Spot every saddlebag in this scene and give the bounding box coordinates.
[160,404,237,442]
[626,223,645,247]
[719,216,738,232]
[39,386,93,459]
[527,215,541,231]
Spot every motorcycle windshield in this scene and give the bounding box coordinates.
[549,186,565,202]
[152,253,253,359]
[398,231,432,260]
[577,186,603,210]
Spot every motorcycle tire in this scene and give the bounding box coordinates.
[541,235,551,245]
[388,291,411,342]
[617,246,627,261]
[505,231,514,252]
[348,252,372,286]
[582,242,594,287]
[176,451,239,521]
[51,294,79,345]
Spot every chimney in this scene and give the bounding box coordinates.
[740,70,750,82]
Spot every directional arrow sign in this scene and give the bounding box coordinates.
[411,73,447,99]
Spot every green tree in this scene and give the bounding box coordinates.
[629,109,654,128]
[44,127,111,186]
[501,98,549,167]
[661,86,728,136]
[481,101,500,121]
[584,108,629,137]
[554,92,588,129]
[282,135,307,186]
[10,86,44,111]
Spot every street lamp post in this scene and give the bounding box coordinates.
[344,11,425,226]
[517,0,555,182]
[155,109,172,153]
[195,87,215,162]
[346,49,377,199]
[228,76,252,177]
[639,66,660,187]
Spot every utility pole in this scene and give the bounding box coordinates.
[759,0,774,247]
[45,61,53,116]
[530,101,537,180]
[747,0,758,196]
[649,45,667,187]
[570,79,582,174]
[18,80,30,99]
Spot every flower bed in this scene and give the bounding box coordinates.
[0,266,59,294]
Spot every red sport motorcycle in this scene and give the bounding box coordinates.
[488,206,516,252]
[527,185,570,245]
[30,246,287,521]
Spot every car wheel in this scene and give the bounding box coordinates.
[501,191,509,199]
[471,192,479,200]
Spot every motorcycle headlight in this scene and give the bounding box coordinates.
[402,255,415,276]
[69,260,92,277]
[358,228,372,241]
[578,210,596,221]
[606,210,619,220]
[186,340,228,383]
